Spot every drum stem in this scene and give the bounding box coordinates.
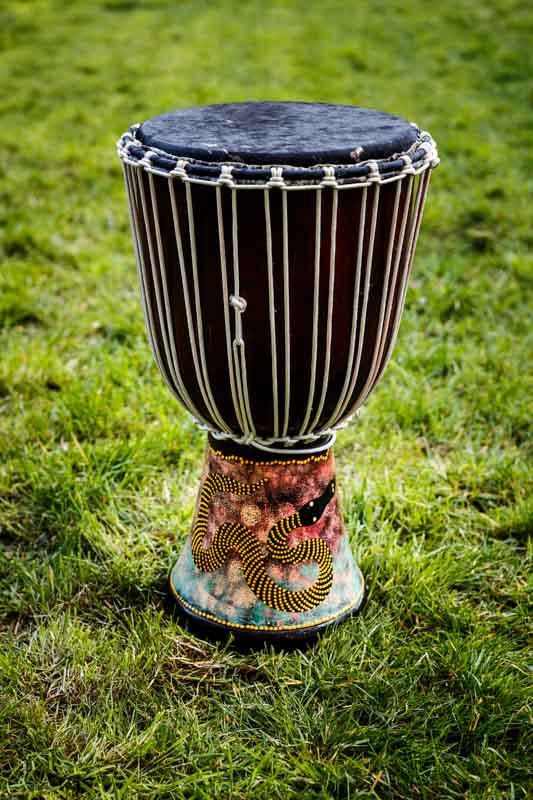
[168,436,364,641]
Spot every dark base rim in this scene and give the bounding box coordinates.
[166,577,367,650]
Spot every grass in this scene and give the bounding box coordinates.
[0,0,532,797]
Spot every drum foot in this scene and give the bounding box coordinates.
[167,573,367,649]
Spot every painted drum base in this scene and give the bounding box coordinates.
[169,436,365,642]
[168,576,366,646]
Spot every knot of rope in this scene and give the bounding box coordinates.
[366,160,380,182]
[229,294,247,313]
[268,167,285,187]
[170,159,189,179]
[218,165,234,186]
[140,151,157,167]
[320,166,337,187]
[400,154,415,175]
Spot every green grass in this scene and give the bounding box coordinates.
[1,0,532,797]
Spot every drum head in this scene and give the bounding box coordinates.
[135,101,418,166]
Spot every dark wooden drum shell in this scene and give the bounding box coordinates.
[119,103,437,447]
[124,165,430,443]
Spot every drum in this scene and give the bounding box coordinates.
[117,102,438,642]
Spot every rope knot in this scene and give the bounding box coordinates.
[400,154,415,175]
[171,159,189,179]
[268,166,285,187]
[229,294,247,314]
[218,165,234,186]
[366,160,380,182]
[320,166,337,187]
[140,151,157,168]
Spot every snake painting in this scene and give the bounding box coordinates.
[191,473,335,612]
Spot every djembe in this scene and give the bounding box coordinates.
[117,102,438,642]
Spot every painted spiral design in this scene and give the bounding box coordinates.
[191,473,335,612]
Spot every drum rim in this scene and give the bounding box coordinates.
[117,124,438,188]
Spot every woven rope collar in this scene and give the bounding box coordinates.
[117,124,438,188]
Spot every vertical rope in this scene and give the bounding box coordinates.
[363,173,414,400]
[216,185,244,433]
[231,188,256,439]
[399,170,431,309]
[281,188,291,438]
[336,182,381,421]
[374,169,431,377]
[122,164,151,342]
[264,189,279,437]
[147,172,201,418]
[168,176,220,426]
[356,178,402,404]
[299,188,322,435]
[309,186,338,431]
[338,169,431,424]
[124,164,176,399]
[135,166,187,408]
[184,182,230,433]
[324,185,368,428]
[128,168,165,377]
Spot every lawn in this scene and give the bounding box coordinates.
[0,0,532,798]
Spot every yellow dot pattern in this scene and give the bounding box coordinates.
[191,473,334,613]
[209,446,329,467]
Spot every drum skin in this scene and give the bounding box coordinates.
[134,172,412,439]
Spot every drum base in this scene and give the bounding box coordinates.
[168,573,366,648]
[168,436,365,645]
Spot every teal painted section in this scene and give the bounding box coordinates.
[171,532,363,630]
